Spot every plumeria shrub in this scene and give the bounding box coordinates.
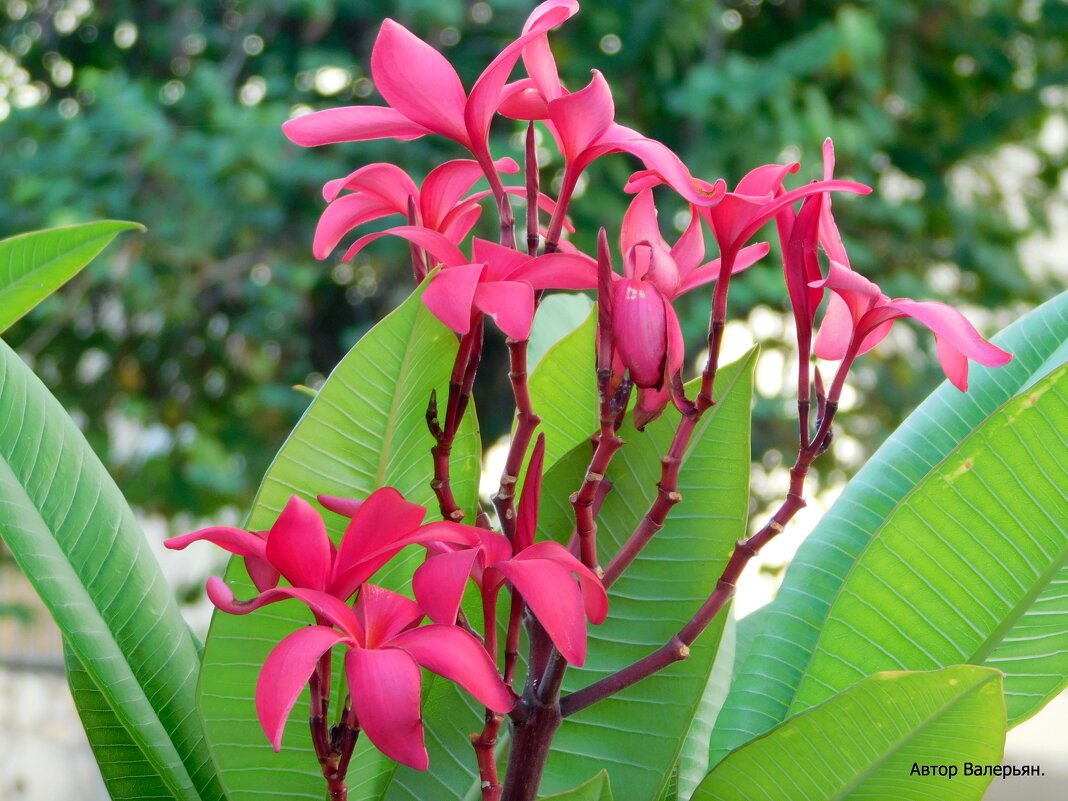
[1,3,1067,801]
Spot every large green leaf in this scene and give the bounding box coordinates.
[676,610,737,801]
[0,339,225,801]
[710,291,1068,765]
[379,351,756,801]
[789,364,1068,716]
[540,770,614,801]
[65,643,177,801]
[0,221,143,333]
[693,666,1005,801]
[527,293,595,372]
[527,306,598,473]
[196,282,481,801]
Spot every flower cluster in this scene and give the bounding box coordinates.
[171,1,1013,797]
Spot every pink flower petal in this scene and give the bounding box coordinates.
[322,163,420,205]
[422,263,485,335]
[492,557,589,665]
[819,138,851,268]
[887,298,1012,373]
[472,238,532,282]
[516,541,608,625]
[473,280,536,340]
[783,192,825,333]
[420,159,514,230]
[313,193,397,260]
[343,225,468,267]
[371,20,470,147]
[330,487,428,600]
[282,106,431,147]
[633,384,670,431]
[206,579,364,638]
[164,526,268,560]
[354,584,424,649]
[679,242,769,294]
[597,126,726,207]
[346,647,428,770]
[317,495,364,518]
[265,496,333,592]
[498,79,551,120]
[734,161,800,198]
[515,435,546,552]
[621,189,667,256]
[813,292,856,361]
[389,624,515,712]
[548,70,616,163]
[257,626,346,751]
[519,252,598,290]
[465,0,578,145]
[670,208,706,279]
[440,204,483,243]
[412,548,481,624]
[244,557,281,593]
[612,278,668,388]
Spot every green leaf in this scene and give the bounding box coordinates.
[537,351,756,800]
[527,293,595,371]
[65,643,177,801]
[0,339,225,801]
[540,770,614,801]
[0,221,143,333]
[196,281,481,801]
[789,364,1068,717]
[381,351,756,801]
[677,610,737,801]
[710,291,1068,765]
[693,666,1005,801]
[528,305,598,473]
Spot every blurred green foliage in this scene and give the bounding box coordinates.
[1,0,1066,521]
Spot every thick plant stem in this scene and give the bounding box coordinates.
[493,337,540,541]
[476,150,517,250]
[475,710,506,801]
[602,410,698,587]
[428,321,484,521]
[500,647,569,801]
[560,404,841,717]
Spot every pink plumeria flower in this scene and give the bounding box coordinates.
[255,584,513,770]
[282,0,579,175]
[412,438,608,665]
[338,228,596,340]
[607,189,769,427]
[312,158,517,260]
[165,488,477,608]
[313,158,571,267]
[498,36,723,210]
[811,261,1012,391]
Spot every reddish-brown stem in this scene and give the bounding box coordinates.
[474,711,506,801]
[429,321,484,521]
[560,402,841,717]
[570,370,629,573]
[473,584,505,801]
[503,593,524,688]
[475,149,517,250]
[543,166,579,254]
[602,410,699,588]
[492,337,540,541]
[697,248,736,409]
[525,123,540,257]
